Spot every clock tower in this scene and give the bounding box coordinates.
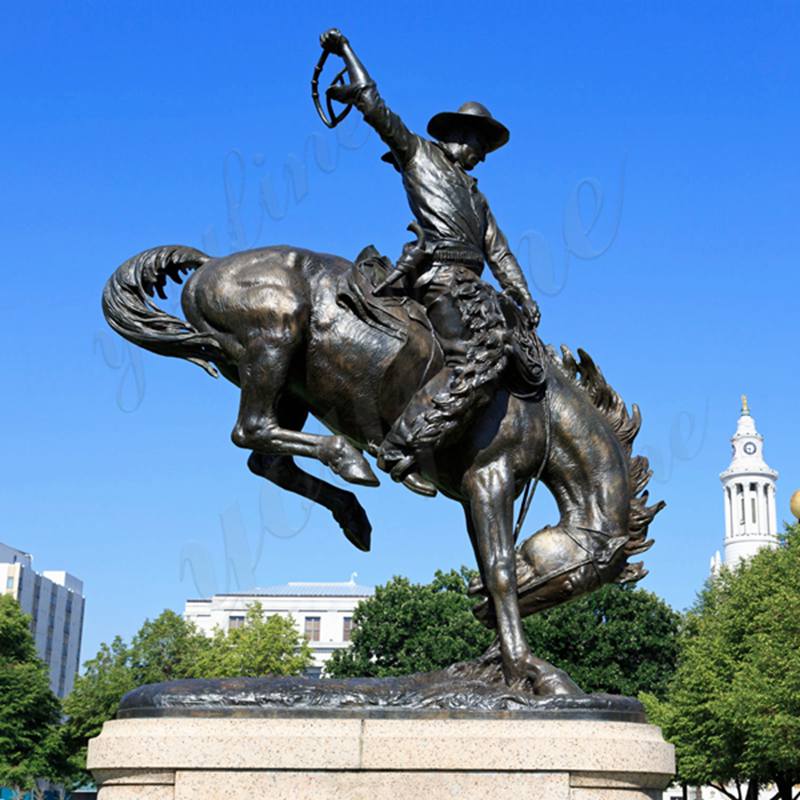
[711,396,779,573]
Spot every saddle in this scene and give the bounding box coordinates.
[336,245,431,342]
[338,246,546,400]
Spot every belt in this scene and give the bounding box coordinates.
[431,245,484,269]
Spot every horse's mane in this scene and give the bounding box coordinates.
[546,344,665,584]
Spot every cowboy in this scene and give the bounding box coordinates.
[320,28,540,495]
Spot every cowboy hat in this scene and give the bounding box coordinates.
[427,101,509,152]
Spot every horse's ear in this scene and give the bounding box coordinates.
[355,244,382,264]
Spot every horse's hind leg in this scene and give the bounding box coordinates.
[247,401,372,552]
[464,457,581,695]
[231,333,378,487]
[249,452,372,552]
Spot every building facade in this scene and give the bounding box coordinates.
[184,575,374,676]
[0,542,86,698]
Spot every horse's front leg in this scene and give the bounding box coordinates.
[463,458,581,695]
[231,335,378,487]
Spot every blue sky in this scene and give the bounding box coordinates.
[2,1,798,664]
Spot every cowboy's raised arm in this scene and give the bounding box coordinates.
[484,206,541,326]
[320,29,418,166]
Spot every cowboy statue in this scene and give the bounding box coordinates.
[319,28,541,496]
[102,28,662,695]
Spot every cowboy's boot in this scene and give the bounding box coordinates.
[377,429,437,497]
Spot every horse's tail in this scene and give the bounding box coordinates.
[102,245,224,377]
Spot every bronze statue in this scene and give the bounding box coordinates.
[102,30,663,696]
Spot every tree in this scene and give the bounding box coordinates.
[128,609,209,685]
[524,583,681,697]
[192,602,312,678]
[645,524,800,800]
[326,568,680,697]
[326,569,493,678]
[0,595,71,798]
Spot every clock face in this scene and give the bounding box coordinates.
[744,442,757,455]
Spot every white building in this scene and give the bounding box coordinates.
[184,574,373,677]
[0,542,86,698]
[711,396,779,574]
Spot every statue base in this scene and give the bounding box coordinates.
[88,677,674,799]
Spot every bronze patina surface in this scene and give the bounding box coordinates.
[118,673,646,722]
[102,30,663,698]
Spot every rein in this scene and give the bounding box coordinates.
[513,334,551,543]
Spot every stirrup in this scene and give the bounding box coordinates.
[377,448,417,484]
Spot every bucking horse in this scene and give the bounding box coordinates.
[102,242,663,695]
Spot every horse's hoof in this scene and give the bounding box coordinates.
[334,502,373,552]
[343,523,372,552]
[534,668,584,697]
[402,472,438,497]
[337,456,380,487]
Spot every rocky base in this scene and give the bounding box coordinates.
[118,666,645,720]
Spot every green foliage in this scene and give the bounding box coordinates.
[0,595,71,795]
[128,609,209,685]
[524,583,681,697]
[326,569,493,678]
[326,568,680,698]
[646,524,800,799]
[0,595,38,663]
[193,603,312,678]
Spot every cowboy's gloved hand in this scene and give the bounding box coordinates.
[320,28,349,56]
[523,297,541,328]
[326,82,360,105]
[504,287,541,328]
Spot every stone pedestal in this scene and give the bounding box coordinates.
[88,713,674,799]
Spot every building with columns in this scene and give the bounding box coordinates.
[0,542,86,698]
[710,396,779,574]
[184,575,374,677]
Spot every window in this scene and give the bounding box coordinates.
[31,575,41,621]
[304,616,321,642]
[228,615,245,630]
[5,577,13,589]
[342,616,353,642]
